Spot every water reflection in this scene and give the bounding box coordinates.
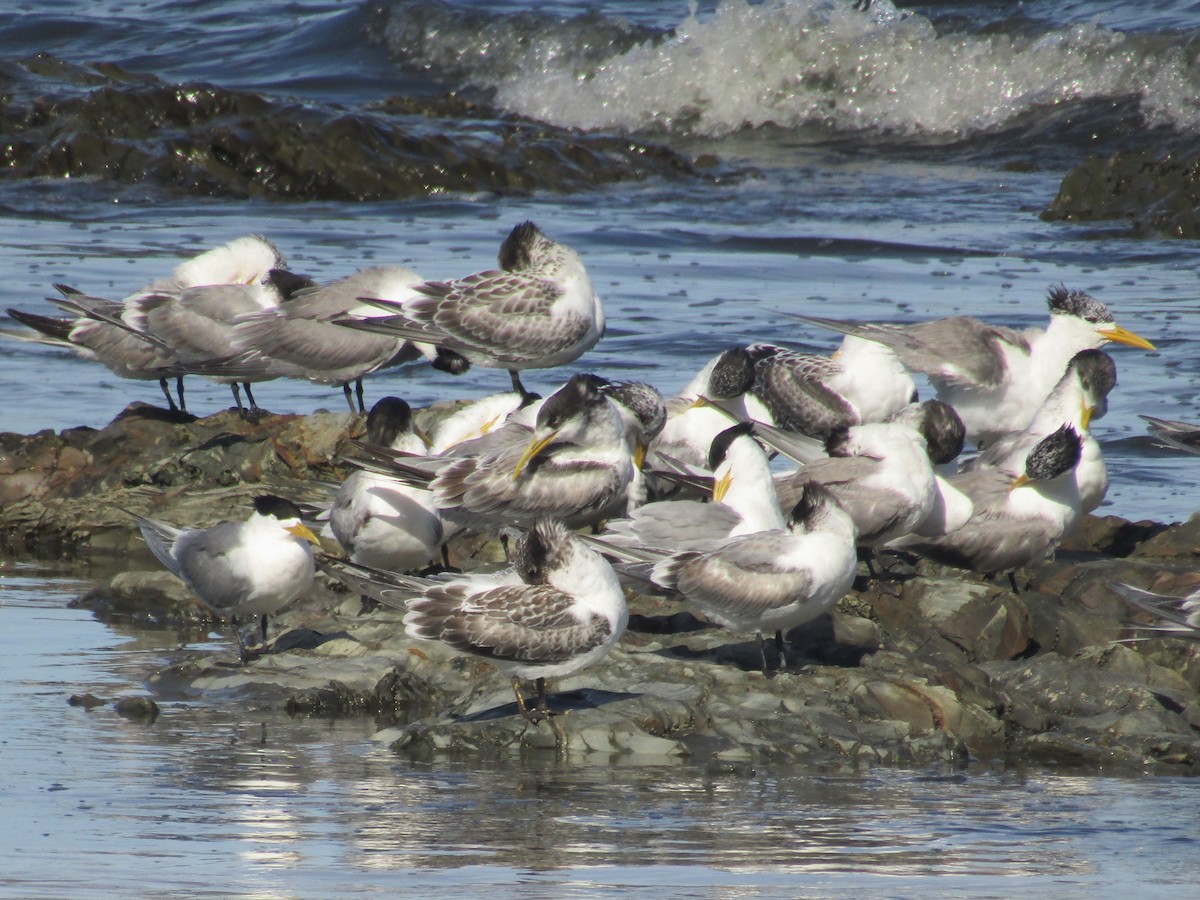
[5,567,1200,897]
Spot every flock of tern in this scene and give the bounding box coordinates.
[7,224,1194,726]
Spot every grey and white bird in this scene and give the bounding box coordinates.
[962,349,1117,513]
[775,421,938,549]
[329,397,443,573]
[789,286,1154,447]
[128,494,320,652]
[117,273,303,417]
[337,221,605,397]
[230,266,426,414]
[605,421,783,551]
[646,481,859,673]
[5,234,286,413]
[898,424,1084,581]
[886,399,974,539]
[319,516,628,725]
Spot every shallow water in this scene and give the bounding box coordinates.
[4,568,1200,898]
[4,1,1200,893]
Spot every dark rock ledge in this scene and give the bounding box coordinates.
[7,403,1200,772]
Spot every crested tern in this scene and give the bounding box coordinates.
[128,494,320,654]
[789,285,1154,447]
[320,516,628,725]
[329,397,444,573]
[338,221,605,397]
[899,424,1084,581]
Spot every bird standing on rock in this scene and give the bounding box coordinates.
[128,494,320,657]
[319,516,628,729]
[337,221,605,399]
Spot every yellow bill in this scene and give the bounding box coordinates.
[712,468,733,503]
[1098,323,1155,351]
[287,522,322,546]
[513,430,559,480]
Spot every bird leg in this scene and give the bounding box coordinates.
[342,383,356,415]
[175,376,187,414]
[509,369,530,398]
[158,377,179,412]
[512,676,537,722]
[755,632,774,678]
[774,629,788,672]
[244,382,261,413]
[355,378,366,415]
[230,382,246,416]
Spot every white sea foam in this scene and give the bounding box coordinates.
[480,0,1200,138]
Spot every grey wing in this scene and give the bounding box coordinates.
[316,555,434,610]
[775,456,880,509]
[944,466,1013,510]
[170,521,255,608]
[791,314,1017,389]
[1111,582,1200,639]
[905,318,1022,388]
[234,312,405,373]
[328,474,367,554]
[669,535,815,618]
[1141,415,1200,456]
[606,500,743,549]
[406,584,612,664]
[906,513,1058,574]
[414,272,590,362]
[134,515,188,580]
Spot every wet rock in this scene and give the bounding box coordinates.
[9,405,1200,772]
[1,59,720,203]
[67,693,106,710]
[1042,148,1200,238]
[114,696,160,723]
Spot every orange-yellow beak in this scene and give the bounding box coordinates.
[287,522,321,546]
[513,430,559,480]
[1098,323,1155,351]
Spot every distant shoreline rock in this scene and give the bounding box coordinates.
[7,402,1200,772]
[1043,148,1200,238]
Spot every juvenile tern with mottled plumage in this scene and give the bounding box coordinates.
[345,373,634,535]
[747,337,915,438]
[319,516,628,725]
[337,221,604,397]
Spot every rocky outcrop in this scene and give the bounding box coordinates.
[5,403,1199,771]
[1042,148,1200,238]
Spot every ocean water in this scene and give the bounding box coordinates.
[3,1,1200,894]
